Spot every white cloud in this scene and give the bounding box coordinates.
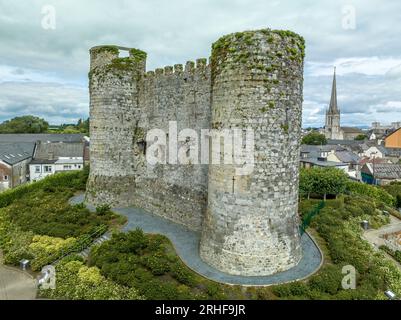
[307,57,401,77]
[0,81,88,124]
[376,101,401,113]
[0,0,401,126]
[0,65,64,84]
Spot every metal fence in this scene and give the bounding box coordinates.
[300,201,325,235]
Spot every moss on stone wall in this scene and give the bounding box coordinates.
[211,28,305,79]
[129,48,147,63]
[281,123,289,134]
[91,45,119,56]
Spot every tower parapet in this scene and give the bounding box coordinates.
[199,29,305,276]
[86,45,147,206]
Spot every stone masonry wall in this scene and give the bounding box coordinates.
[199,30,305,276]
[86,47,211,231]
[86,28,305,276]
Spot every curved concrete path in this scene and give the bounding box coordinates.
[0,253,37,300]
[70,194,322,286]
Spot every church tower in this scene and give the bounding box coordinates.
[324,68,343,140]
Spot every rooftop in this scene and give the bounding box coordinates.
[0,142,35,165]
[300,158,348,168]
[341,127,364,134]
[364,163,401,179]
[335,150,360,163]
[0,134,85,143]
[34,141,84,160]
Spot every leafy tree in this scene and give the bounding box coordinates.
[299,168,314,199]
[0,115,49,133]
[300,167,348,200]
[302,132,327,145]
[354,134,367,141]
[49,118,90,135]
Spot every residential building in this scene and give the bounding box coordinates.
[0,142,35,191]
[300,145,349,173]
[361,163,401,185]
[363,145,387,159]
[385,127,401,149]
[29,141,85,182]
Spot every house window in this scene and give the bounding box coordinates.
[44,166,52,173]
[35,166,41,173]
[4,175,8,181]
[63,165,72,170]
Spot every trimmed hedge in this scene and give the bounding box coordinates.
[272,195,401,299]
[0,169,123,271]
[40,258,142,300]
[346,181,395,207]
[89,229,233,300]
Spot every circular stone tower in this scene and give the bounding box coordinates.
[86,46,146,207]
[199,29,305,276]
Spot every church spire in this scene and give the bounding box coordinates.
[328,67,338,113]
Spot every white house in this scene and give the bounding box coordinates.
[29,141,84,182]
[363,145,387,159]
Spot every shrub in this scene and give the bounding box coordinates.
[309,265,344,295]
[29,235,77,271]
[142,252,171,275]
[205,282,227,300]
[96,204,111,215]
[170,262,197,287]
[346,181,394,207]
[272,281,310,298]
[40,259,142,300]
[137,279,180,300]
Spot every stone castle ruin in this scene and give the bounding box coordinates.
[86,28,305,276]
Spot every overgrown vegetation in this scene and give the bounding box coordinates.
[380,245,401,264]
[40,255,142,300]
[0,169,125,271]
[88,229,244,300]
[347,180,395,207]
[1,161,400,300]
[269,195,401,300]
[383,181,401,208]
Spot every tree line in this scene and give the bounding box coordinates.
[0,115,89,135]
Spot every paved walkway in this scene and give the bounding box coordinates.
[0,253,37,300]
[363,215,401,270]
[71,194,322,286]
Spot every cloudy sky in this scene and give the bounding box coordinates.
[0,0,400,127]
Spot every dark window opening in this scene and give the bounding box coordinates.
[137,140,147,155]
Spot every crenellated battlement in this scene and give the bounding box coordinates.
[141,59,209,79]
[87,28,305,277]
